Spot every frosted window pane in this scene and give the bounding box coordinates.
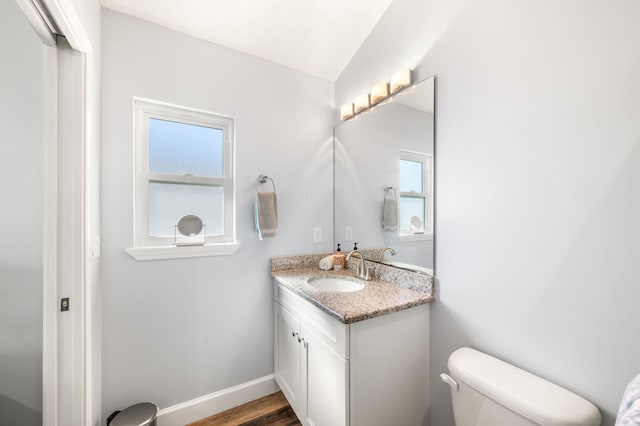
[149,182,224,237]
[149,118,223,177]
[399,196,425,231]
[400,160,423,193]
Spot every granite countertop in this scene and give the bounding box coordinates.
[271,267,434,324]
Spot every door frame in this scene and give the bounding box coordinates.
[42,43,59,426]
[13,0,95,425]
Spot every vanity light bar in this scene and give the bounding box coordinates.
[390,68,412,94]
[354,94,371,114]
[370,82,390,105]
[340,68,413,121]
[340,103,355,120]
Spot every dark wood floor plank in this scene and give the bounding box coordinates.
[239,405,300,426]
[186,391,301,426]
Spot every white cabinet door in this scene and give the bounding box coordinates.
[302,325,348,426]
[274,303,302,413]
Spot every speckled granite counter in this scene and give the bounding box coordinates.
[271,267,434,324]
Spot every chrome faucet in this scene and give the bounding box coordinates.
[378,247,396,262]
[346,250,372,280]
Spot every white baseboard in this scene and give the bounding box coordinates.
[157,375,279,426]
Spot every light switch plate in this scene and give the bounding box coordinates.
[345,226,353,241]
[313,227,322,243]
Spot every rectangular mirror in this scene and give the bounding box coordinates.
[334,76,435,275]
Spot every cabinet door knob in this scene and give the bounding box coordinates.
[297,336,302,343]
[292,331,298,338]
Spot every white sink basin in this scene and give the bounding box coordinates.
[307,277,365,292]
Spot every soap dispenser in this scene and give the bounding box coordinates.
[333,244,345,270]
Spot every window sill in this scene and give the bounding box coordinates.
[125,242,241,261]
[398,233,433,242]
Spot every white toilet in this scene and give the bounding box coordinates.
[441,347,601,426]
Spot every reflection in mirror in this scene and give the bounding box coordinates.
[334,76,435,275]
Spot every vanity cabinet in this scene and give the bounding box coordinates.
[274,293,348,426]
[273,281,429,426]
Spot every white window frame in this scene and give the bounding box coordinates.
[398,150,433,241]
[126,98,240,260]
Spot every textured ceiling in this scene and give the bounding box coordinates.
[101,0,394,81]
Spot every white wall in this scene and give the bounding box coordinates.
[101,9,333,421]
[0,2,43,424]
[336,0,640,425]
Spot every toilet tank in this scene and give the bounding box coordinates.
[443,348,601,426]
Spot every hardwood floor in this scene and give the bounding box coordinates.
[186,391,302,426]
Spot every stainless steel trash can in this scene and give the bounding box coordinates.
[107,402,158,426]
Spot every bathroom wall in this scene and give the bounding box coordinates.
[336,0,640,424]
[101,9,333,421]
[0,2,44,424]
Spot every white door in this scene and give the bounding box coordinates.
[0,1,49,424]
[274,303,302,413]
[302,326,348,426]
[2,1,94,425]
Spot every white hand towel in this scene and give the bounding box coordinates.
[382,197,398,232]
[616,373,640,425]
[319,255,335,271]
[255,192,278,240]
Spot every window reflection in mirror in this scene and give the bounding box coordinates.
[334,76,435,275]
[399,151,433,237]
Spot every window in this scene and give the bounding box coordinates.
[399,150,433,240]
[126,98,239,260]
